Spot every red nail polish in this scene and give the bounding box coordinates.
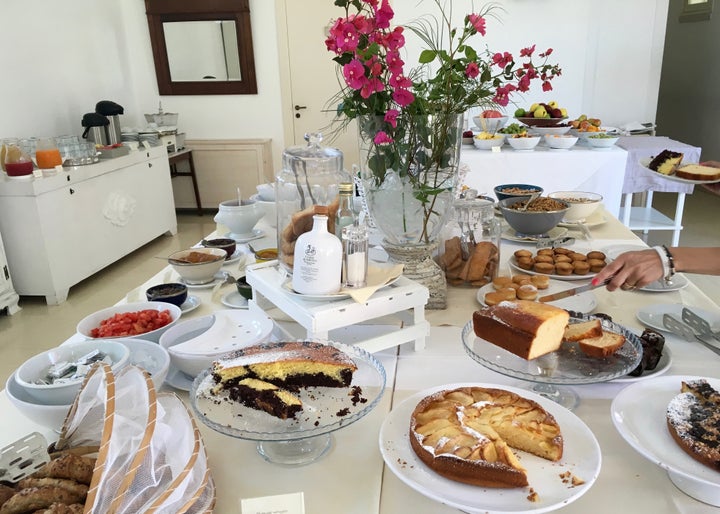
[591,278,599,286]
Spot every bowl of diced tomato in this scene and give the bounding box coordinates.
[76,301,182,343]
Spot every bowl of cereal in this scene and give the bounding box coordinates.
[493,184,544,203]
[498,197,569,235]
[548,191,603,222]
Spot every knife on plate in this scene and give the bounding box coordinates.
[538,279,610,303]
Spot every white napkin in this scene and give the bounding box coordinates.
[343,263,404,303]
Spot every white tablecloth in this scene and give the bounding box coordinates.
[3,216,720,513]
[459,144,628,218]
[617,136,701,194]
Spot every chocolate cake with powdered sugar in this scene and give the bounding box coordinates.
[666,379,720,471]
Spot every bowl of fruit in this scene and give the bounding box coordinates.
[569,115,607,140]
[462,130,475,145]
[514,102,568,127]
[472,110,508,133]
[473,132,505,150]
[586,134,620,149]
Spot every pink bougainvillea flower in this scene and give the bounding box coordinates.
[373,131,394,144]
[539,48,553,58]
[493,84,517,106]
[343,59,367,90]
[517,73,531,92]
[466,14,486,36]
[366,55,383,77]
[392,88,415,107]
[389,73,412,89]
[386,50,405,75]
[492,52,513,69]
[542,80,553,92]
[465,62,480,79]
[384,109,400,128]
[361,77,385,98]
[333,20,361,53]
[386,26,405,51]
[519,44,536,58]
[374,0,394,29]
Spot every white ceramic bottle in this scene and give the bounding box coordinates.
[292,205,343,295]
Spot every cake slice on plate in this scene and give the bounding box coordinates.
[675,164,720,181]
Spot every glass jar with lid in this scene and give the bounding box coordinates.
[276,132,346,272]
[438,190,501,287]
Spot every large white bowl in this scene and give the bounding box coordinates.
[528,125,572,137]
[507,136,540,151]
[548,191,603,222]
[117,338,171,390]
[6,372,71,430]
[15,339,131,405]
[76,301,182,343]
[472,115,508,133]
[586,135,620,149]
[159,310,273,379]
[544,134,578,150]
[168,247,227,285]
[473,134,505,150]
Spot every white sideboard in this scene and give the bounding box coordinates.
[0,146,177,304]
[0,229,20,314]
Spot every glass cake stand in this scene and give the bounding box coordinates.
[190,341,386,466]
[461,313,643,410]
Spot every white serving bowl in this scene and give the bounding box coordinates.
[586,135,620,149]
[15,339,131,405]
[528,125,572,137]
[544,134,578,150]
[117,338,171,390]
[159,310,273,379]
[76,301,182,343]
[168,247,227,285]
[473,134,505,150]
[569,128,608,141]
[548,191,603,222]
[6,372,71,430]
[507,136,541,151]
[473,115,509,133]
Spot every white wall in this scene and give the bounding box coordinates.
[393,0,669,128]
[0,0,668,176]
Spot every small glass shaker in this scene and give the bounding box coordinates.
[342,220,368,288]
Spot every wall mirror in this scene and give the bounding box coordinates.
[145,0,257,95]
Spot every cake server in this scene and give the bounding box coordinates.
[681,307,720,342]
[538,279,609,302]
[663,313,720,357]
[0,432,49,483]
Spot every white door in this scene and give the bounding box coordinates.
[283,0,360,170]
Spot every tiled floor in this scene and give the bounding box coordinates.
[0,187,718,387]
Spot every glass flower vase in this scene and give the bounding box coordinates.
[357,113,463,309]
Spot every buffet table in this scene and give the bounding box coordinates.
[459,144,628,218]
[2,214,720,513]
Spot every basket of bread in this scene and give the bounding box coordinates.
[0,364,215,513]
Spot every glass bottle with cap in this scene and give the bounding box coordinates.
[276,132,344,272]
[342,220,369,288]
[292,205,343,295]
[335,182,356,238]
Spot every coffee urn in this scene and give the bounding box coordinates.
[95,100,124,145]
[81,113,109,146]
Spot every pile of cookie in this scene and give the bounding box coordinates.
[513,248,607,276]
[0,452,94,513]
[440,239,499,287]
[483,274,549,305]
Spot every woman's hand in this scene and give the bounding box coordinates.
[592,249,663,291]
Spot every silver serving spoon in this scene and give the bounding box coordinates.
[517,192,540,212]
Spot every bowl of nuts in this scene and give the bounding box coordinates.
[493,184,544,203]
[498,197,569,235]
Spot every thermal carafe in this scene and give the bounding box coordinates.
[95,100,124,145]
[81,112,109,146]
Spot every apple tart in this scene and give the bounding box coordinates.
[409,386,563,488]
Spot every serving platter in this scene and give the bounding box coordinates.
[611,375,720,506]
[508,257,598,282]
[611,346,672,383]
[380,382,601,514]
[639,158,720,184]
[475,279,597,313]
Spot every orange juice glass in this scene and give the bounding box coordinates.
[35,138,63,169]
